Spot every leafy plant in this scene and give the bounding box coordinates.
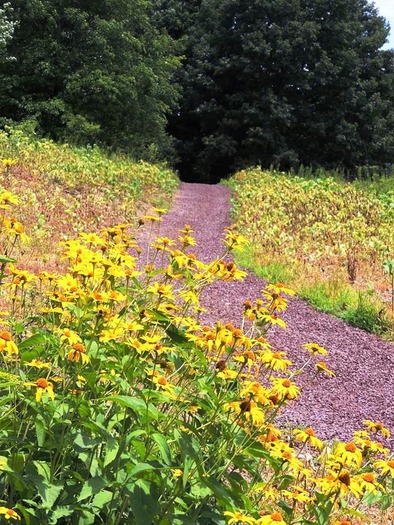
[0,196,393,524]
[226,167,394,337]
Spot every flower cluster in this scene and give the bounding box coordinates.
[0,204,392,524]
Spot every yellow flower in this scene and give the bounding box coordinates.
[0,331,18,356]
[1,158,16,168]
[303,342,328,356]
[147,282,175,300]
[356,472,382,493]
[67,343,90,365]
[23,359,51,369]
[270,377,300,400]
[294,427,323,450]
[25,378,55,402]
[363,420,391,438]
[282,487,312,503]
[58,328,82,346]
[266,283,295,296]
[0,507,21,520]
[223,510,257,524]
[257,512,287,525]
[260,350,291,371]
[8,265,36,287]
[0,190,18,208]
[316,469,362,498]
[315,361,335,377]
[334,442,363,469]
[374,459,394,477]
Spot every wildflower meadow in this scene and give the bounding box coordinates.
[0,175,393,524]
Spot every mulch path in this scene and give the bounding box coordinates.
[141,182,394,444]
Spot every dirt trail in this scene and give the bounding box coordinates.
[144,182,394,443]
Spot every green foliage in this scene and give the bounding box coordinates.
[0,0,181,159]
[226,167,394,337]
[163,0,394,182]
[0,199,393,524]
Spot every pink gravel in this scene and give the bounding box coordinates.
[141,182,394,444]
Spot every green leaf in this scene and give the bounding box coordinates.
[49,506,74,524]
[35,420,46,447]
[128,462,158,479]
[92,490,113,510]
[0,255,16,263]
[77,510,96,525]
[129,479,160,525]
[103,395,158,420]
[19,333,47,352]
[35,480,63,509]
[151,432,172,465]
[103,437,120,468]
[78,476,106,502]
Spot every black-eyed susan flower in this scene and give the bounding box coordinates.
[0,507,20,520]
[25,378,55,402]
[281,487,312,504]
[67,342,90,365]
[58,328,82,346]
[315,361,335,377]
[363,420,391,438]
[303,342,328,356]
[223,510,257,524]
[374,458,394,477]
[0,331,18,356]
[316,469,362,497]
[147,282,174,300]
[23,359,51,369]
[260,350,291,371]
[0,190,18,208]
[270,377,300,400]
[356,472,382,493]
[334,442,363,469]
[256,511,286,525]
[294,427,323,450]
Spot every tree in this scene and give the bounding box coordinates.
[166,0,394,182]
[0,0,180,158]
[0,2,15,61]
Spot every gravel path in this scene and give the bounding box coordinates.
[144,182,394,443]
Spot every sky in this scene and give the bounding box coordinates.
[373,0,394,48]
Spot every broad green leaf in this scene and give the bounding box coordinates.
[19,333,47,352]
[78,476,106,502]
[35,480,63,510]
[92,490,113,510]
[103,437,120,468]
[103,395,158,420]
[49,506,74,524]
[129,479,160,525]
[151,432,172,465]
[128,462,158,478]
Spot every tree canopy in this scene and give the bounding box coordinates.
[0,0,180,159]
[0,0,394,179]
[164,0,394,182]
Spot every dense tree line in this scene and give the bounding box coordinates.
[0,1,394,181]
[160,0,394,182]
[0,0,180,159]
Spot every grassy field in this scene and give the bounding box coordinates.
[226,167,394,339]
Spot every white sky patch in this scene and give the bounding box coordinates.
[372,0,394,48]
